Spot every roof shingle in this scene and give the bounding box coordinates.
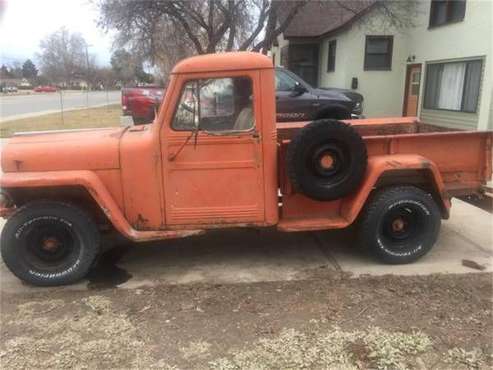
[278,0,375,38]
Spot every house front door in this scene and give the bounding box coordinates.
[403,64,422,116]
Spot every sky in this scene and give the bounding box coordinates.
[0,0,115,67]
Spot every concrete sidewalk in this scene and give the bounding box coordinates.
[0,198,491,294]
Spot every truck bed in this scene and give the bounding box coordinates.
[276,117,492,231]
[277,117,492,197]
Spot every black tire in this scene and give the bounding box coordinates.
[287,119,367,201]
[1,201,100,286]
[359,186,441,264]
[319,109,351,120]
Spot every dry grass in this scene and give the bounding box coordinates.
[0,104,121,138]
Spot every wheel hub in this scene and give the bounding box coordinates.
[41,237,61,252]
[319,153,335,169]
[391,217,406,233]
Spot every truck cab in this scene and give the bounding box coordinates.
[0,52,491,286]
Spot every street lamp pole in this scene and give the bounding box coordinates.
[85,43,93,109]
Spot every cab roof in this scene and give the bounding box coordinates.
[171,52,273,74]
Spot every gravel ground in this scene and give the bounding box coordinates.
[1,272,492,369]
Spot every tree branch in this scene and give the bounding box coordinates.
[253,0,307,52]
[225,0,236,51]
[168,3,205,54]
[239,0,269,50]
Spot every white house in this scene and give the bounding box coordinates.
[270,0,492,130]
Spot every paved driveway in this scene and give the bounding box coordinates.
[0,90,120,120]
[0,198,491,294]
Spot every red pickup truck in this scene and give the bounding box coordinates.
[0,52,491,286]
[121,86,164,124]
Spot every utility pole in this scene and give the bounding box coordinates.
[85,43,92,109]
[59,89,65,125]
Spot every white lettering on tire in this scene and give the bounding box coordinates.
[28,258,81,279]
[15,216,73,239]
[386,199,430,215]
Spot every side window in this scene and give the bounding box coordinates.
[275,70,297,92]
[172,77,254,132]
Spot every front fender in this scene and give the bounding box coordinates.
[0,171,203,242]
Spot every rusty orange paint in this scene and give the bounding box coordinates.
[0,52,491,241]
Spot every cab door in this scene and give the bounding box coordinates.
[161,71,265,227]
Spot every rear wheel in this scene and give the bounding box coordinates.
[1,201,100,286]
[359,186,441,264]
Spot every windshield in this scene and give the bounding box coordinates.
[275,69,312,92]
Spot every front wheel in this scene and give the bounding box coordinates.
[1,201,100,286]
[358,186,441,264]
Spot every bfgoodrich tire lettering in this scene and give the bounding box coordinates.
[359,186,441,264]
[1,201,100,286]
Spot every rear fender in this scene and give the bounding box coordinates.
[341,154,450,223]
[0,171,203,242]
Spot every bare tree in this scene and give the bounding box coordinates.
[97,0,307,72]
[38,27,95,86]
[333,0,421,31]
[97,0,420,77]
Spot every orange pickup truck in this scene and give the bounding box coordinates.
[0,52,491,286]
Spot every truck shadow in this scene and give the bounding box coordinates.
[88,227,365,290]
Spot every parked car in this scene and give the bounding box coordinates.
[121,86,164,124]
[34,85,57,93]
[122,68,363,125]
[275,67,363,121]
[2,86,18,93]
[0,52,491,286]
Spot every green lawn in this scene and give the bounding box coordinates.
[0,104,121,138]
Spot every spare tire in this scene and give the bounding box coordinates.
[287,119,367,201]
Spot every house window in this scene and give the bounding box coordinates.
[327,40,337,72]
[423,59,482,113]
[429,0,466,28]
[364,36,393,71]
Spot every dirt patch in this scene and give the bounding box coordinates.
[1,273,492,369]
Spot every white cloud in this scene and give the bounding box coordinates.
[0,0,115,66]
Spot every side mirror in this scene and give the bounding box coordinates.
[291,82,307,96]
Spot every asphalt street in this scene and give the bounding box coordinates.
[0,90,120,120]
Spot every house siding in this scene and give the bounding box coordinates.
[410,0,492,130]
[272,0,492,130]
[318,14,410,118]
[273,33,289,67]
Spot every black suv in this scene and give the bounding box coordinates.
[275,67,363,122]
